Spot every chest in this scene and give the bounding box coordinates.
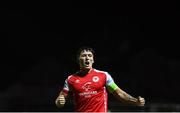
[69,74,106,92]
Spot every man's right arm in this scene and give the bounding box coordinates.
[55,90,68,108]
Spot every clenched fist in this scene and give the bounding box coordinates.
[55,95,66,108]
[136,96,145,106]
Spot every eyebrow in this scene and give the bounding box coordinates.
[81,53,92,55]
[81,52,93,56]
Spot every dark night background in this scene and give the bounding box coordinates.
[1,1,179,112]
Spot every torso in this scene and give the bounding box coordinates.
[67,68,108,112]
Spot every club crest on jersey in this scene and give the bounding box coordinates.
[92,76,99,82]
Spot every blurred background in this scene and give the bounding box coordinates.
[2,1,179,112]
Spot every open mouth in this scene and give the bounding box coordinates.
[85,61,89,65]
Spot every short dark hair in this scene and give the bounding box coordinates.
[76,46,95,62]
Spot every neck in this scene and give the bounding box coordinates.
[79,68,92,75]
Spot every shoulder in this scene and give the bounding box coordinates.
[93,68,110,76]
[66,74,78,83]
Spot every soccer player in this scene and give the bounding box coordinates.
[55,47,145,112]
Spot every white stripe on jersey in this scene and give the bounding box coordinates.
[103,87,107,112]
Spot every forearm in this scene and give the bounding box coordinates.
[112,88,138,105]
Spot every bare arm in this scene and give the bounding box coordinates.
[105,72,145,106]
[55,91,68,108]
[112,87,145,106]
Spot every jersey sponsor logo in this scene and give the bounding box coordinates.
[79,91,97,98]
[82,82,92,91]
[92,76,99,82]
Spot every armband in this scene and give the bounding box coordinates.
[107,82,118,93]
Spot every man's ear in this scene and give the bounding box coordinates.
[92,58,94,64]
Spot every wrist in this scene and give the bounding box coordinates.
[128,96,139,106]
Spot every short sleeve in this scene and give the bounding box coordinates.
[105,72,115,86]
[62,78,71,94]
[105,72,118,93]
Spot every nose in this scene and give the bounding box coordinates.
[85,55,90,60]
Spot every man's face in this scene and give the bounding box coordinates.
[79,50,94,70]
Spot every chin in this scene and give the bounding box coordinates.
[84,67,91,70]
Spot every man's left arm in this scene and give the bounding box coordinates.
[105,72,145,106]
[107,83,145,106]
